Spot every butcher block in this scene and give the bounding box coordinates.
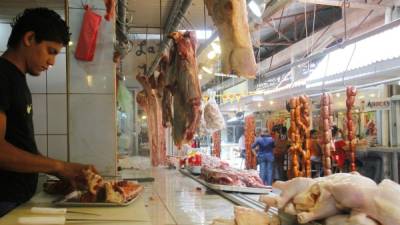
[0,191,151,225]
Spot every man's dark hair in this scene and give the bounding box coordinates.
[7,8,70,49]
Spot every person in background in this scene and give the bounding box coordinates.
[0,8,96,216]
[238,133,246,169]
[272,125,289,181]
[251,128,275,185]
[310,129,322,176]
[332,126,346,172]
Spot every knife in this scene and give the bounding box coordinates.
[18,216,149,224]
[31,207,100,216]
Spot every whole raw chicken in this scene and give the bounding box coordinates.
[259,177,316,209]
[295,173,377,224]
[325,212,378,225]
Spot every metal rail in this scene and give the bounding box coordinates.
[179,169,322,225]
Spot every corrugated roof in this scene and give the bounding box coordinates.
[307,25,400,82]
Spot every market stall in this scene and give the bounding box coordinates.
[1,0,400,225]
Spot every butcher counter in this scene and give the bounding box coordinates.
[0,168,236,225]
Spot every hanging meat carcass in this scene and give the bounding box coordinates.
[204,0,257,78]
[163,31,202,148]
[156,55,173,128]
[346,86,357,171]
[287,95,311,179]
[319,93,335,176]
[136,73,167,166]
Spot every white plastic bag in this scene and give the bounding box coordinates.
[197,101,209,136]
[204,91,225,132]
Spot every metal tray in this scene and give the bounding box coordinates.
[205,182,272,194]
[53,191,142,207]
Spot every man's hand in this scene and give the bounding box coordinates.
[55,162,98,188]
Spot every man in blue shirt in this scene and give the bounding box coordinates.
[252,128,275,185]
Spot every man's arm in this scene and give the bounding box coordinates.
[0,112,94,180]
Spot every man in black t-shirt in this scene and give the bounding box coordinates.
[0,8,97,216]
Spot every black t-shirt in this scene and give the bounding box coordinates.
[0,57,39,203]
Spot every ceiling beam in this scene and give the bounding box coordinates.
[297,0,386,10]
[265,21,292,42]
[146,0,193,76]
[258,8,385,76]
[260,42,292,46]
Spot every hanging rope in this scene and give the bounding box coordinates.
[341,43,357,88]
[304,0,309,56]
[322,54,330,92]
[343,0,347,41]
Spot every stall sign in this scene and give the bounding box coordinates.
[364,98,391,111]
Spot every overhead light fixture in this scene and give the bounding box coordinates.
[248,1,262,17]
[359,95,365,99]
[257,102,261,108]
[201,66,213,74]
[369,93,376,98]
[269,100,274,105]
[335,93,341,98]
[207,51,216,59]
[142,115,147,120]
[211,42,221,54]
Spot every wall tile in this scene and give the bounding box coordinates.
[32,94,47,134]
[27,73,47,94]
[68,8,115,94]
[48,135,68,161]
[47,94,67,134]
[69,94,117,175]
[0,23,11,52]
[35,135,47,156]
[47,53,67,93]
[69,0,106,10]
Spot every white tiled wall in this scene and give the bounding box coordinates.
[35,135,48,156]
[68,8,115,94]
[32,94,47,135]
[48,135,68,161]
[47,94,67,134]
[0,23,11,52]
[68,0,117,175]
[47,54,67,93]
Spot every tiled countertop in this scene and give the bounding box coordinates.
[139,168,235,225]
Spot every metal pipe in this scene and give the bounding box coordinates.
[146,0,193,76]
[116,0,128,44]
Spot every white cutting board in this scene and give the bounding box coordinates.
[0,192,152,225]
